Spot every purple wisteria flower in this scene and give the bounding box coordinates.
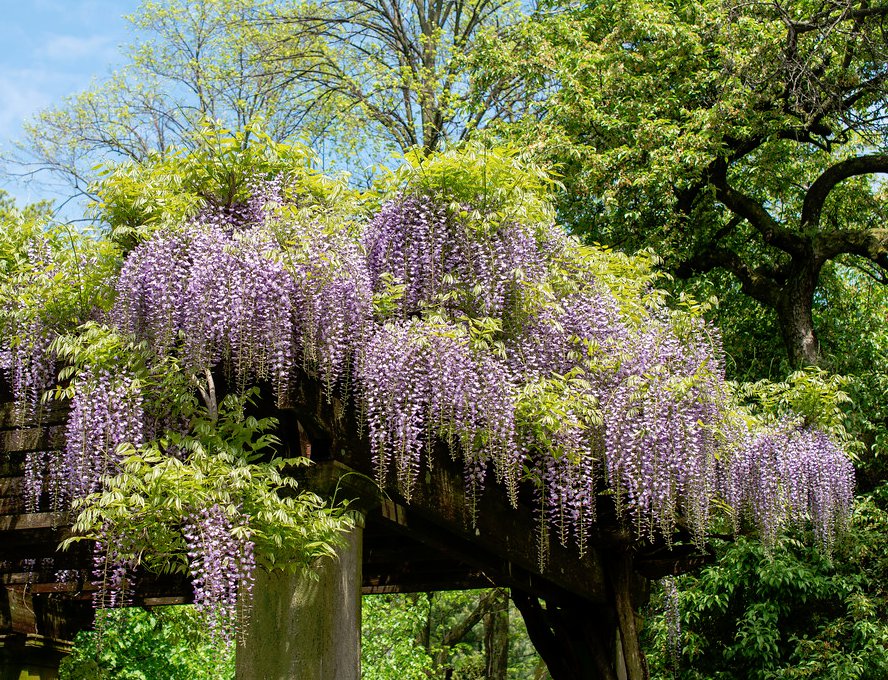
[183,504,255,645]
[12,179,855,626]
[53,369,144,510]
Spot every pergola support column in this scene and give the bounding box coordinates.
[236,516,364,680]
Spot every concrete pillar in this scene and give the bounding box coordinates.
[236,517,364,680]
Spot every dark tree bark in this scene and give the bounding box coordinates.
[433,589,504,673]
[512,591,607,680]
[483,588,510,680]
[512,546,653,680]
[674,137,888,370]
[773,266,822,368]
[512,590,620,680]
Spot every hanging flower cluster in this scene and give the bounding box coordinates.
[59,369,144,507]
[723,417,855,553]
[361,198,721,547]
[1,154,857,631]
[183,504,256,644]
[113,222,371,400]
[600,318,725,545]
[92,533,136,609]
[0,236,61,414]
[98,183,856,555]
[359,320,518,502]
[364,194,543,318]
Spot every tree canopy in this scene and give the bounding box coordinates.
[12,0,529,198]
[268,0,527,154]
[489,0,888,367]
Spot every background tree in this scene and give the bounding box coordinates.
[12,0,531,201]
[363,590,545,679]
[60,607,235,680]
[14,0,355,197]
[269,0,528,156]
[643,489,888,679]
[487,0,888,368]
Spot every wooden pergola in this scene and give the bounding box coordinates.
[0,377,711,679]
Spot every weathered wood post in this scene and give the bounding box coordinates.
[235,515,364,680]
[0,635,71,680]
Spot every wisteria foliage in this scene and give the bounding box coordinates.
[99,167,853,554]
[0,149,855,631]
[0,230,113,417]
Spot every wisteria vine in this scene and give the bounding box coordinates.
[0,156,855,635]
[103,183,853,553]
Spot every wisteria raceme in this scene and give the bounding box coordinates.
[193,175,285,232]
[532,441,599,557]
[0,237,60,414]
[780,427,855,551]
[183,505,255,645]
[722,417,855,552]
[358,320,519,502]
[114,219,371,401]
[22,451,43,513]
[92,535,135,609]
[22,450,50,513]
[600,319,724,544]
[0,320,56,416]
[508,289,628,382]
[284,221,373,392]
[180,226,296,395]
[112,231,191,359]
[56,370,144,509]
[662,576,682,667]
[363,195,544,318]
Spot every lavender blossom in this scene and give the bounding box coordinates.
[183,504,255,645]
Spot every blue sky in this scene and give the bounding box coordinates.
[0,0,139,205]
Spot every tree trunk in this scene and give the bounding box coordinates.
[484,589,510,680]
[512,589,618,680]
[417,592,432,653]
[434,589,502,673]
[775,266,822,368]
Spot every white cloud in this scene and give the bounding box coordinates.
[41,34,117,62]
[0,64,94,145]
[31,0,133,28]
[0,72,53,136]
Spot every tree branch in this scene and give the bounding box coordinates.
[801,153,888,229]
[711,171,809,257]
[677,246,784,307]
[814,228,888,270]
